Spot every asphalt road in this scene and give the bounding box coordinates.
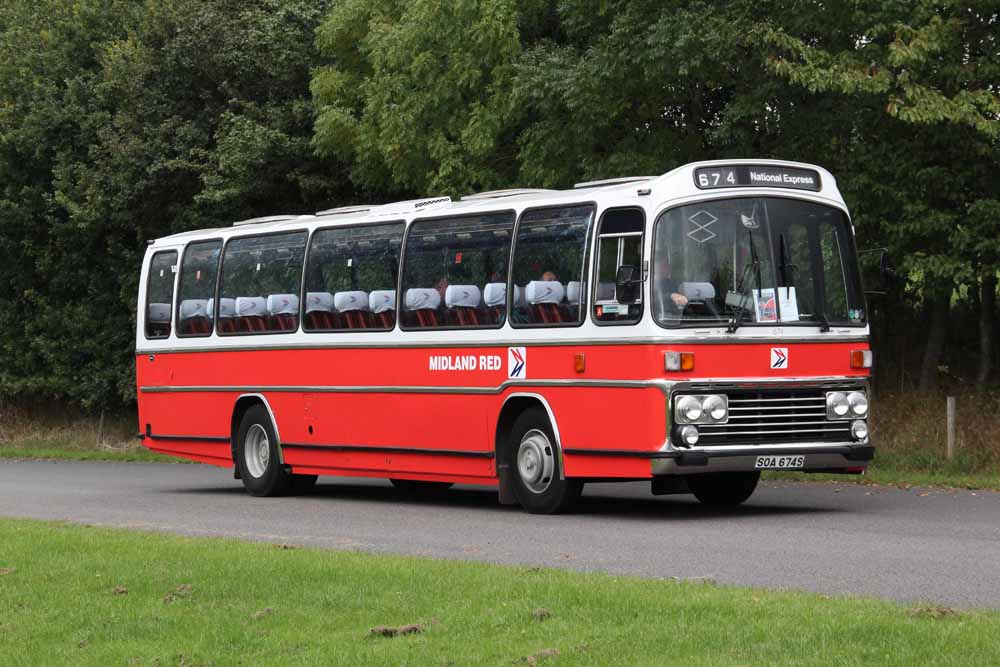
[1,460,999,609]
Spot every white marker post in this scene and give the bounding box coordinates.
[946,396,956,461]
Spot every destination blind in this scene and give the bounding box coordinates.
[693,165,822,192]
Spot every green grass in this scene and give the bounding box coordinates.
[1,519,998,666]
[765,448,1000,491]
[0,437,180,463]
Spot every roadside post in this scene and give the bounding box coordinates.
[946,396,956,461]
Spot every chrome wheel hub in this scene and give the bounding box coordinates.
[517,429,554,494]
[244,424,270,479]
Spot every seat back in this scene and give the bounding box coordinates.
[525,280,566,324]
[483,282,507,322]
[178,299,210,335]
[404,288,441,327]
[210,298,237,333]
[267,294,300,331]
[147,302,172,337]
[334,290,370,329]
[305,291,336,330]
[445,284,482,326]
[369,290,396,328]
[235,296,268,332]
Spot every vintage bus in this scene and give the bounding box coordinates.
[136,159,873,513]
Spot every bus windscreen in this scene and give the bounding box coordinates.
[652,197,865,328]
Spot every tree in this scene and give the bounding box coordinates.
[0,0,348,410]
[761,1,1000,389]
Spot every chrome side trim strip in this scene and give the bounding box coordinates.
[136,335,869,355]
[140,379,671,396]
[281,443,494,459]
[563,448,679,459]
[145,433,229,443]
[139,375,865,397]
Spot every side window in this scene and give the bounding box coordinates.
[145,251,178,339]
[510,205,595,327]
[593,208,644,323]
[176,240,221,337]
[400,212,515,329]
[303,222,404,331]
[218,231,307,334]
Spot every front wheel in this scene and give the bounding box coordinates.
[688,471,760,506]
[508,407,582,514]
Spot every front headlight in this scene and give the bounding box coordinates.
[702,395,728,422]
[676,396,703,423]
[674,394,728,425]
[826,391,850,419]
[847,391,868,417]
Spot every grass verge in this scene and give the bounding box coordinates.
[1,518,999,666]
[0,437,179,463]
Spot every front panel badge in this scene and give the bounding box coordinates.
[770,347,788,369]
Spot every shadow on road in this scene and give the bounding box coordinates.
[159,479,838,520]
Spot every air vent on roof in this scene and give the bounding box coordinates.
[316,204,372,216]
[573,176,655,189]
[460,188,554,202]
[371,196,452,217]
[232,215,297,227]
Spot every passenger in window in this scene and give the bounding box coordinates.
[435,276,449,301]
[541,270,558,282]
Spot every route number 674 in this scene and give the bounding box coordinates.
[698,170,737,187]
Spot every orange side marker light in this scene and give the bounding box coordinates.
[850,350,873,369]
[665,351,695,372]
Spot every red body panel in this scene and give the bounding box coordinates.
[136,341,869,481]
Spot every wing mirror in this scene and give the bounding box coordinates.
[615,265,641,303]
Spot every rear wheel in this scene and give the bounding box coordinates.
[235,404,316,497]
[688,471,760,506]
[508,407,581,514]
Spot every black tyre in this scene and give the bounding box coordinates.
[688,471,760,506]
[389,479,454,493]
[508,407,582,514]
[235,404,291,497]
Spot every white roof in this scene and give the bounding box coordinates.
[148,159,845,247]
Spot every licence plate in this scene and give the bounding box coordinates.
[755,455,805,469]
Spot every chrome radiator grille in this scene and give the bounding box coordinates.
[693,388,851,446]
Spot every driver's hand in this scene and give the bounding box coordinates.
[671,293,688,307]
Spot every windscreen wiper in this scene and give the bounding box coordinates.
[815,310,831,333]
[778,233,797,288]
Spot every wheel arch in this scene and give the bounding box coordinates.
[231,393,284,466]
[495,392,564,480]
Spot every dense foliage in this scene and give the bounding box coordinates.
[0,0,344,408]
[1,1,997,410]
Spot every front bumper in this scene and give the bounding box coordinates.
[651,443,874,475]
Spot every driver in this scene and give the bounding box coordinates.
[654,253,688,317]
